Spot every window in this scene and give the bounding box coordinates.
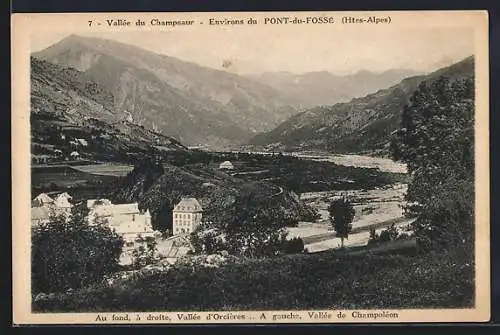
[187,214,191,219]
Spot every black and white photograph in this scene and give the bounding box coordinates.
[12,11,489,324]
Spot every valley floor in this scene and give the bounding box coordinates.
[288,181,409,252]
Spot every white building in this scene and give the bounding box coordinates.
[87,199,156,266]
[172,198,203,235]
[31,206,53,226]
[87,200,155,243]
[54,192,73,213]
[32,193,55,207]
[31,192,74,226]
[219,161,234,170]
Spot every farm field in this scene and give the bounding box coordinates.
[31,165,117,186]
[31,165,122,201]
[72,164,134,176]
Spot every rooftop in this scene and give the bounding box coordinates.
[33,193,54,205]
[173,198,202,212]
[90,202,142,215]
[219,161,234,169]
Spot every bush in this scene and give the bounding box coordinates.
[411,177,474,251]
[32,249,474,312]
[368,223,414,246]
[130,236,160,270]
[280,237,305,254]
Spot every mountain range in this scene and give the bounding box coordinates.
[33,35,300,149]
[31,56,187,162]
[250,56,474,155]
[247,68,422,108]
[32,35,432,150]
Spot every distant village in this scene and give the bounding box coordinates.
[31,191,204,265]
[32,133,90,164]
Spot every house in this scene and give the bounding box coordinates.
[87,199,156,266]
[31,206,53,226]
[32,193,54,207]
[54,192,73,212]
[219,161,234,170]
[87,200,155,244]
[172,198,203,235]
[70,151,80,159]
[31,192,73,226]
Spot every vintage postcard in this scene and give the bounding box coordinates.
[12,11,490,324]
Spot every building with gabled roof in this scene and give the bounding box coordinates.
[31,206,54,226]
[87,199,155,243]
[172,198,203,235]
[87,198,156,266]
[32,193,54,207]
[31,192,74,226]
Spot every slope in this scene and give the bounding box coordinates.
[248,68,423,108]
[250,56,474,155]
[111,161,319,232]
[30,57,187,163]
[33,34,299,148]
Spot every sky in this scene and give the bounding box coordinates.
[30,26,474,76]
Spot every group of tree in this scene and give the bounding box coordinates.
[32,204,124,294]
[32,202,163,294]
[367,224,412,246]
[130,236,159,270]
[390,75,475,250]
[190,184,308,257]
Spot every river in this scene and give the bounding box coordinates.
[282,152,411,252]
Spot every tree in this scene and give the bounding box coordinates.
[224,185,289,258]
[390,75,474,249]
[31,204,124,294]
[328,197,355,248]
[130,236,159,269]
[190,221,227,255]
